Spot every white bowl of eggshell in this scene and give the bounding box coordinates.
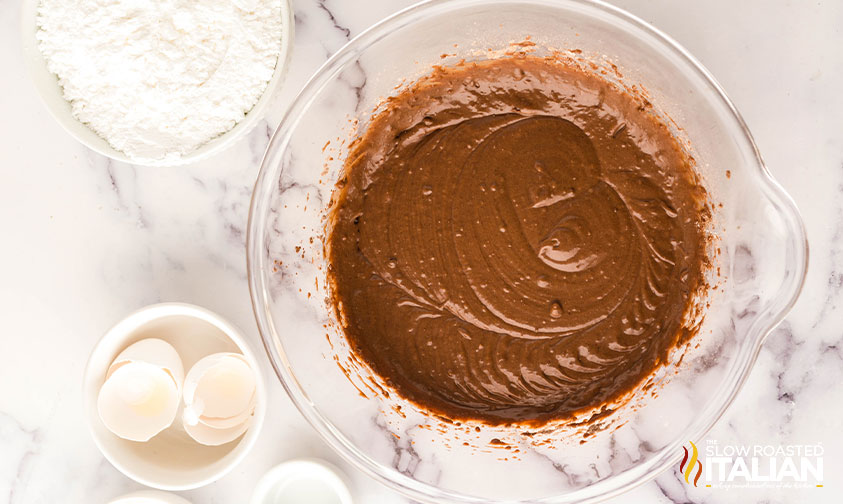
[84,303,267,490]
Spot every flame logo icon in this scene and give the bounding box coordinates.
[680,441,703,486]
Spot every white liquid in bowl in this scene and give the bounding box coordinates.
[251,460,352,504]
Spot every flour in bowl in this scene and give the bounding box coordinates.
[36,0,283,162]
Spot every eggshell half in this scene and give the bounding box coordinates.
[183,353,255,426]
[107,338,185,392]
[98,362,180,442]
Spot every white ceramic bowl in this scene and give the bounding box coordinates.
[19,0,294,166]
[250,459,353,504]
[84,303,268,490]
[108,490,192,504]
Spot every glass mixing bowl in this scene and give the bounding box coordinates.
[247,1,807,502]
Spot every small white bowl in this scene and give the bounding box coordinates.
[108,490,192,504]
[84,303,268,490]
[19,0,294,166]
[250,459,353,504]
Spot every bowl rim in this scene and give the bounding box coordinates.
[246,0,808,502]
[83,302,269,491]
[19,0,295,167]
[107,490,193,504]
[249,458,354,504]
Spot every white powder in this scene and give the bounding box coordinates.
[36,0,283,162]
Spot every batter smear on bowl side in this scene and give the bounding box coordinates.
[326,56,709,425]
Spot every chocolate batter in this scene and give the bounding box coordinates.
[327,56,708,425]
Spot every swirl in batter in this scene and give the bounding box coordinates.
[327,56,708,425]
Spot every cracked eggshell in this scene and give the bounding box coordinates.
[183,412,253,446]
[107,338,185,393]
[98,361,181,442]
[183,352,256,429]
[187,395,256,430]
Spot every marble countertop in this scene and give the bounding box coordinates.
[1,0,841,503]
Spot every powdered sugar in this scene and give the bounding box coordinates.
[36,0,283,162]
